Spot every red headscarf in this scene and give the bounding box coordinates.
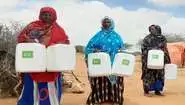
[17,7,69,82]
[18,7,69,45]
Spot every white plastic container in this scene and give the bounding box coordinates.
[16,43,46,72]
[165,64,177,80]
[112,53,135,77]
[147,50,164,69]
[46,44,76,72]
[88,52,111,77]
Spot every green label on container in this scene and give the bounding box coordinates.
[93,59,101,65]
[122,59,130,65]
[152,54,159,59]
[22,51,33,58]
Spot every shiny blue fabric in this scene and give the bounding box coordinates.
[85,17,125,85]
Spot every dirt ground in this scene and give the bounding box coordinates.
[1,53,185,105]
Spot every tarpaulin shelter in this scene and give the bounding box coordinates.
[167,42,185,68]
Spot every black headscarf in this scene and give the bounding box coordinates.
[149,24,162,35]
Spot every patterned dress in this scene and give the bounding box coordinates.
[85,17,125,105]
[141,34,171,93]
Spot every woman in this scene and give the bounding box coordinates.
[17,7,69,105]
[85,17,125,105]
[141,25,171,96]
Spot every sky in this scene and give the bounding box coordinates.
[0,0,185,46]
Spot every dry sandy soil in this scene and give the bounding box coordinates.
[0,53,185,105]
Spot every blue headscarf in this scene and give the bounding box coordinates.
[85,17,125,85]
[85,16,125,64]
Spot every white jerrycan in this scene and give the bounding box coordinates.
[112,53,135,77]
[16,43,46,72]
[47,44,76,72]
[147,49,164,69]
[88,52,111,77]
[165,64,177,80]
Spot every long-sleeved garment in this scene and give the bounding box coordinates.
[17,7,69,105]
[141,34,171,92]
[85,17,125,105]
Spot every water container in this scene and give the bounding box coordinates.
[88,52,111,77]
[165,64,177,80]
[16,43,46,72]
[147,50,164,69]
[47,44,76,72]
[112,53,135,77]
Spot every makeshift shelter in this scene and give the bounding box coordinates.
[167,42,185,68]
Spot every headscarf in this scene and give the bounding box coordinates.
[17,7,69,82]
[18,7,69,46]
[39,7,57,22]
[101,16,115,31]
[148,24,156,33]
[155,25,162,34]
[149,24,162,36]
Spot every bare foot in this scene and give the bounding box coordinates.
[144,93,152,97]
[155,91,164,96]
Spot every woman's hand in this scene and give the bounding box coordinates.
[26,38,37,43]
[25,35,37,43]
[55,42,64,44]
[93,48,101,53]
[118,48,124,53]
[118,49,122,53]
